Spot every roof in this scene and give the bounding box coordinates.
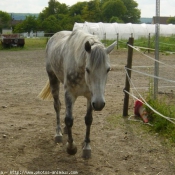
[10,13,39,20]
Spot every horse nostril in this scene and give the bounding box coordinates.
[92,102,95,109]
[103,102,105,108]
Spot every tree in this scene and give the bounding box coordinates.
[69,0,101,22]
[121,0,141,23]
[69,2,87,16]
[41,15,61,33]
[23,16,39,33]
[0,11,11,32]
[100,0,140,23]
[14,15,39,33]
[109,16,123,23]
[167,17,175,24]
[38,0,69,32]
[82,0,102,22]
[60,14,84,30]
[38,0,68,21]
[102,0,127,22]
[13,22,24,33]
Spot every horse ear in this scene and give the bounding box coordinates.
[85,41,91,53]
[106,41,117,54]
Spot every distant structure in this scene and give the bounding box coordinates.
[10,13,39,20]
[10,13,39,26]
[140,17,171,24]
[152,16,170,24]
[140,18,152,24]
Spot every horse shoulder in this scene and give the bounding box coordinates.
[46,31,72,83]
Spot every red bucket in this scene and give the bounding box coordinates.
[134,100,148,123]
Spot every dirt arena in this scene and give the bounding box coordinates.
[0,48,175,175]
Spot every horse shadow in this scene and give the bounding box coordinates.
[26,132,94,174]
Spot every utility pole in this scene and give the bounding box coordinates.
[154,0,160,99]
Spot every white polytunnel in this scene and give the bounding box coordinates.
[73,22,175,40]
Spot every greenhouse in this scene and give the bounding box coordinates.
[73,22,175,40]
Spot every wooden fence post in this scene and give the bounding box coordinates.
[104,33,106,46]
[117,33,119,49]
[148,33,151,53]
[123,37,134,117]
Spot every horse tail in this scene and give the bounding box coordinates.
[38,80,52,100]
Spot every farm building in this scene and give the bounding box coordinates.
[2,29,12,34]
[73,22,175,40]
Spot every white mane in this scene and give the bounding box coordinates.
[67,30,106,68]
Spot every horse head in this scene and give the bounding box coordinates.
[84,41,116,111]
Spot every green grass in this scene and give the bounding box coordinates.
[133,35,175,53]
[106,115,122,129]
[24,37,48,49]
[145,95,175,142]
[103,35,175,53]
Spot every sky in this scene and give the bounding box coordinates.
[0,0,175,18]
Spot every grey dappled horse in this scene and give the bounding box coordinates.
[38,29,116,158]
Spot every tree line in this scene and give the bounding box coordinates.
[0,0,174,34]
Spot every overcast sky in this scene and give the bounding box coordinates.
[0,0,175,18]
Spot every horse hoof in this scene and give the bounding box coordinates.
[66,142,77,155]
[55,134,62,143]
[82,144,91,159]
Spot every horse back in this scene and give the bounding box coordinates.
[46,31,72,58]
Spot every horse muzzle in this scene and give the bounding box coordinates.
[92,100,105,111]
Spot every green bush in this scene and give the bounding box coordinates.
[146,96,175,142]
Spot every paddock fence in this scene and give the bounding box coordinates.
[122,37,175,125]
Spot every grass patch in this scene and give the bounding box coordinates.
[106,115,122,129]
[24,37,48,49]
[103,35,175,53]
[146,95,175,143]
[133,35,175,53]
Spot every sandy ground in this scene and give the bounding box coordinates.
[0,48,175,175]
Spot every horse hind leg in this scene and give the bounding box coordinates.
[47,71,62,143]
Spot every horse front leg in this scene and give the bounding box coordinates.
[83,100,93,159]
[64,91,77,155]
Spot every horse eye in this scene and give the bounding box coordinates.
[107,68,111,73]
[86,68,90,74]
